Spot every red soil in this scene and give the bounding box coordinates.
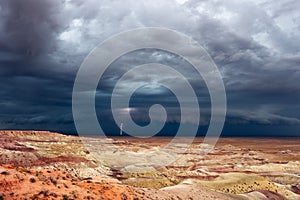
[0,164,139,200]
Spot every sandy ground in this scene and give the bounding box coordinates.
[0,130,299,200]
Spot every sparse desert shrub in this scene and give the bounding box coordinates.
[62,194,69,200]
[31,194,38,200]
[29,177,36,183]
[70,191,77,199]
[49,177,57,185]
[120,192,127,200]
[0,171,9,175]
[50,192,58,198]
[39,190,49,197]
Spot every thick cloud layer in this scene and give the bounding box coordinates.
[0,0,299,136]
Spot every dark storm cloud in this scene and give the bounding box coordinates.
[0,0,299,135]
[0,0,66,57]
[0,0,79,133]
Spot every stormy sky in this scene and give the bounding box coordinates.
[0,0,300,136]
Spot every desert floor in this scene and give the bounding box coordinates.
[0,131,299,200]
